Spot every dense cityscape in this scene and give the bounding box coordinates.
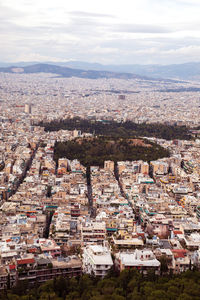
[0,69,200,299]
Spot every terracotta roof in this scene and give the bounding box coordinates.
[172,249,187,253]
[173,230,183,235]
[28,248,37,253]
[17,258,35,265]
[174,253,185,258]
[9,265,16,270]
[172,249,187,259]
[137,233,145,237]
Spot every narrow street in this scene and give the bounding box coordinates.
[8,142,40,199]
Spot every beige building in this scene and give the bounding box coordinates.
[24,104,32,114]
[104,160,115,172]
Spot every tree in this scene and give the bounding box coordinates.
[159,256,169,275]
[147,290,169,300]
[12,280,28,296]
[177,294,192,300]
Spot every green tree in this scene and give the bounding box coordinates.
[147,290,169,300]
[159,256,169,275]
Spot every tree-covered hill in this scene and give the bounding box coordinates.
[38,118,192,140]
[3,269,200,300]
[53,137,170,167]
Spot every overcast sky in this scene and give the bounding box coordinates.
[1,0,200,64]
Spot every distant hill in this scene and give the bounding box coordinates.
[1,61,200,80]
[0,63,153,80]
[60,61,200,80]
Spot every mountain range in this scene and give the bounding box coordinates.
[0,63,152,80]
[63,61,200,80]
[0,61,200,80]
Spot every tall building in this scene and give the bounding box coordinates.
[25,104,32,114]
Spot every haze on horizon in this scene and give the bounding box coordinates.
[1,0,200,65]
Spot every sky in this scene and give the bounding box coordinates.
[1,0,200,65]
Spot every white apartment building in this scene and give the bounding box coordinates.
[83,245,113,277]
[115,249,160,274]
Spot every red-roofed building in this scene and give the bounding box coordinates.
[7,265,17,288]
[171,249,190,274]
[16,259,36,284]
[172,249,187,258]
[17,258,35,268]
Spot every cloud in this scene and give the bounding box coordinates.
[150,0,200,7]
[68,11,114,18]
[0,4,26,21]
[174,0,200,5]
[113,24,173,34]
[164,45,200,56]
[1,1,200,64]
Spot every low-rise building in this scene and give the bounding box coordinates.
[115,249,160,275]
